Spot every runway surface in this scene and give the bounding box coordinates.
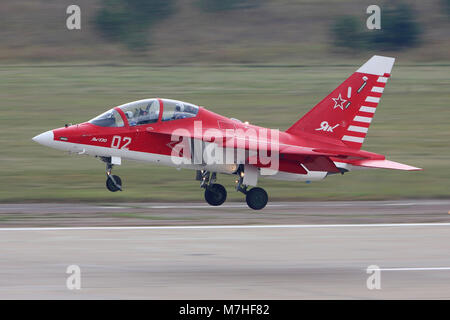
[1,200,450,227]
[0,200,450,299]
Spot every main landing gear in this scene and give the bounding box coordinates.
[235,167,268,210]
[102,157,122,192]
[197,170,227,206]
[99,159,267,210]
[245,187,268,211]
[197,168,268,210]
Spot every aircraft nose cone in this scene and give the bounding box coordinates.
[32,130,54,147]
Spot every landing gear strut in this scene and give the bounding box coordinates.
[197,170,227,206]
[102,157,122,192]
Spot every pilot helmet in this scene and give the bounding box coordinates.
[125,111,133,119]
[175,103,184,112]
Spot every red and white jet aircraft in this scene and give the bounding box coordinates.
[33,55,421,210]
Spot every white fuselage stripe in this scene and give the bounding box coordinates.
[45,140,330,181]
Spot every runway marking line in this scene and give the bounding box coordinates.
[378,267,450,271]
[1,222,450,232]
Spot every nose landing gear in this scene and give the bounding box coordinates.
[102,157,122,192]
[106,173,122,192]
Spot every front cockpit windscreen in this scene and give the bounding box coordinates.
[89,109,124,127]
[119,99,160,126]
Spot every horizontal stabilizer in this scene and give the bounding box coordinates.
[351,159,422,171]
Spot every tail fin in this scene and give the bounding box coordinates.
[286,55,395,150]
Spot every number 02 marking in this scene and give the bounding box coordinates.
[122,137,131,150]
[111,136,132,150]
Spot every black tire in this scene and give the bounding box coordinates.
[246,187,268,210]
[204,184,227,206]
[106,175,122,192]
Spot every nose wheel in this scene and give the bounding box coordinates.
[103,158,122,192]
[106,174,122,192]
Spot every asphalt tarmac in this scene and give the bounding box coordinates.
[0,200,449,299]
[1,200,450,227]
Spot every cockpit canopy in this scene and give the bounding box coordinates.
[89,98,199,127]
[119,99,160,126]
[160,99,199,122]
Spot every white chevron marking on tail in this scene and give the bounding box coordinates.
[354,116,372,123]
[359,106,376,113]
[371,86,384,93]
[366,96,380,103]
[342,135,364,143]
[348,125,369,133]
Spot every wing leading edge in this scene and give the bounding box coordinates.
[345,159,422,171]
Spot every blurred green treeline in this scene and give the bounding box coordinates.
[331,2,422,51]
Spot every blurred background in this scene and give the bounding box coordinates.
[0,0,449,202]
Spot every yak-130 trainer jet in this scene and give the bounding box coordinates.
[33,56,421,210]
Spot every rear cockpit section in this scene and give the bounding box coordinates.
[161,99,199,121]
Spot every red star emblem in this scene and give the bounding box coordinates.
[332,93,347,110]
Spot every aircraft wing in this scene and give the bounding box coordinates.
[347,159,422,171]
[158,125,421,172]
